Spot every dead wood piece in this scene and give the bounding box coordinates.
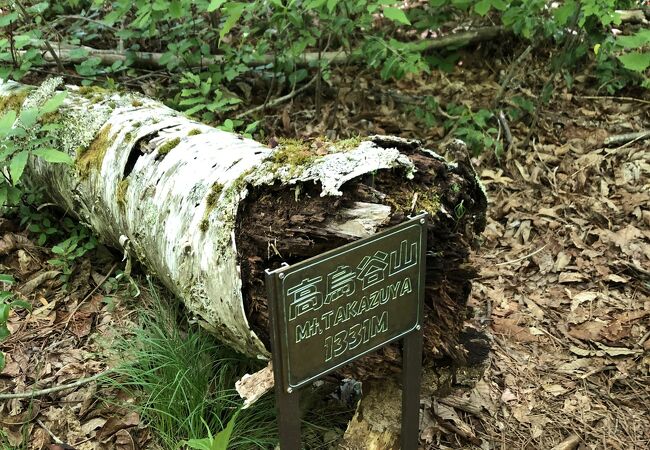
[438,394,484,417]
[235,362,274,409]
[604,130,650,147]
[30,27,504,70]
[550,434,581,450]
[2,80,488,392]
[339,379,402,450]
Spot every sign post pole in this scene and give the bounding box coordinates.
[266,214,428,450]
[266,270,302,449]
[400,327,423,449]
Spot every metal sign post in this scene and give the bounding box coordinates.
[266,213,427,450]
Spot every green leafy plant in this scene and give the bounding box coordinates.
[218,119,260,139]
[48,225,97,285]
[444,104,502,156]
[0,79,73,210]
[178,72,242,122]
[181,410,240,450]
[0,274,31,371]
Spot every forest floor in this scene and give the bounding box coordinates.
[1,43,649,449]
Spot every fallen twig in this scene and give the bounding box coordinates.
[603,130,650,147]
[432,411,482,446]
[550,434,581,450]
[576,95,650,105]
[439,395,485,417]
[495,244,547,266]
[0,370,112,400]
[497,110,513,149]
[493,44,533,108]
[235,74,319,119]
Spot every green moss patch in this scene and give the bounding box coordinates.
[159,137,181,157]
[77,124,113,178]
[206,183,224,208]
[270,137,364,175]
[117,178,129,209]
[199,183,225,232]
[0,90,29,115]
[333,136,363,151]
[199,218,210,232]
[76,85,109,104]
[188,129,202,136]
[273,138,314,167]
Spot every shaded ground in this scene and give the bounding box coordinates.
[1,42,648,449]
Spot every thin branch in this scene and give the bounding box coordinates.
[53,14,119,32]
[493,44,533,108]
[25,27,505,70]
[14,0,64,74]
[603,130,650,147]
[497,110,513,149]
[235,74,319,119]
[576,95,650,105]
[495,244,547,266]
[0,370,112,400]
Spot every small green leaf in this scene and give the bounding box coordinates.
[0,12,18,27]
[0,324,9,341]
[9,151,29,185]
[211,409,240,450]
[0,352,5,371]
[554,0,577,25]
[617,52,650,72]
[0,110,17,133]
[207,0,226,12]
[220,2,247,40]
[32,149,74,164]
[616,30,650,50]
[474,0,491,16]
[41,91,68,114]
[18,108,39,129]
[383,7,410,25]
[0,304,9,322]
[10,300,31,311]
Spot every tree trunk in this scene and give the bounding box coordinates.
[0,79,487,379]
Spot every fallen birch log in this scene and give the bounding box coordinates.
[29,26,504,70]
[0,79,487,383]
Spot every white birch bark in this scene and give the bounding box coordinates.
[1,79,419,359]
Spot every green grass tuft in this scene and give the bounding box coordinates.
[106,282,278,449]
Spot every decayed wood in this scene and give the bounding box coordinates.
[340,327,491,449]
[237,138,488,381]
[1,80,487,389]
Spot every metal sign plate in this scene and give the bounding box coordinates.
[266,213,427,391]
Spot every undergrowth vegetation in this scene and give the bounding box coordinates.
[104,280,352,449]
[105,281,279,448]
[1,1,647,153]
